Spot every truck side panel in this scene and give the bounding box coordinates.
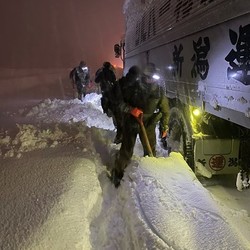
[124,0,250,129]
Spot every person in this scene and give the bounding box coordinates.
[69,60,90,101]
[95,61,116,114]
[95,62,123,144]
[111,63,170,187]
[109,77,124,144]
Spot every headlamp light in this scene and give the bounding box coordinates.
[152,74,160,80]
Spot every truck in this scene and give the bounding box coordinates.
[115,0,250,189]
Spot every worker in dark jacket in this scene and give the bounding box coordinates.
[95,61,116,116]
[69,61,90,101]
[111,63,170,187]
[95,62,124,143]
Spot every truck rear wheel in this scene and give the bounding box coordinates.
[167,107,194,170]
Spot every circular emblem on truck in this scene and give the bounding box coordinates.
[209,154,226,171]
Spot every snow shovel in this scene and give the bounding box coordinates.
[136,115,154,157]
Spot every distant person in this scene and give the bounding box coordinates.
[95,61,116,114]
[111,63,170,187]
[95,62,123,143]
[69,61,90,101]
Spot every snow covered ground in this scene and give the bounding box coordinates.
[0,88,250,249]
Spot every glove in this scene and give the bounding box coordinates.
[161,130,168,138]
[161,126,169,138]
[130,107,143,118]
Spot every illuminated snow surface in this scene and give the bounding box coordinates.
[1,93,250,250]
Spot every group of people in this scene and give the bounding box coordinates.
[70,60,170,187]
[94,61,170,187]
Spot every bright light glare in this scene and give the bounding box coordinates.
[230,73,237,78]
[152,74,160,80]
[193,108,201,116]
[167,65,173,70]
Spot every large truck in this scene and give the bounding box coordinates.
[116,0,250,189]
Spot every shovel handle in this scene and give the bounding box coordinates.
[136,115,154,157]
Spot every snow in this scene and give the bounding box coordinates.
[1,90,250,249]
[209,95,219,110]
[195,161,213,179]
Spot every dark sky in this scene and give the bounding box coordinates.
[0,0,125,72]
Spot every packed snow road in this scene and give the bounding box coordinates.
[0,93,249,249]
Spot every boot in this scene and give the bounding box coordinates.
[78,93,83,102]
[111,169,123,188]
[113,134,122,144]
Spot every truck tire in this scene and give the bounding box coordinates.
[168,107,194,170]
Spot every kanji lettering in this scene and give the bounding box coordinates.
[225,24,250,85]
[173,44,184,77]
[210,155,226,171]
[228,157,238,167]
[191,37,210,80]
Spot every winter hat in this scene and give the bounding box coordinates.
[79,61,86,67]
[103,61,111,68]
[143,63,158,77]
[127,65,141,76]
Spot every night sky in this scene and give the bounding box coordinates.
[0,0,125,73]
